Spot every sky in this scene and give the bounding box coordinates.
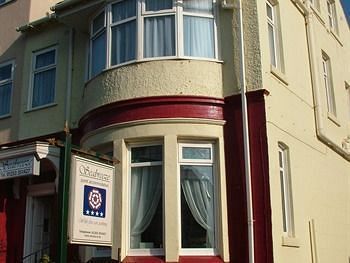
[340,0,350,23]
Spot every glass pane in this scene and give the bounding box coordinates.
[32,69,55,108]
[266,3,273,21]
[183,0,213,14]
[111,20,136,65]
[35,50,55,69]
[91,31,106,77]
[112,0,136,23]
[280,170,287,232]
[0,83,11,115]
[0,64,12,81]
[144,15,175,58]
[145,0,172,11]
[184,16,214,58]
[132,145,163,163]
[180,165,214,248]
[268,23,276,67]
[130,165,163,249]
[93,11,105,35]
[182,146,211,160]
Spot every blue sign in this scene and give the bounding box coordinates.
[83,185,106,218]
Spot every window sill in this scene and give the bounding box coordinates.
[282,236,300,248]
[327,112,341,127]
[329,29,343,46]
[25,102,57,113]
[270,66,288,86]
[0,114,11,120]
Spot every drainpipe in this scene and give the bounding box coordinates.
[235,0,255,263]
[65,27,74,127]
[298,0,350,160]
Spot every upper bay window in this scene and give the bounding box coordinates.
[89,0,218,78]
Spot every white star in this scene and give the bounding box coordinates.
[91,211,94,215]
[100,212,104,217]
[86,210,90,215]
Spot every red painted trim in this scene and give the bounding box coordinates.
[179,256,226,263]
[224,89,273,263]
[79,96,225,136]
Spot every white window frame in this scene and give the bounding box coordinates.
[178,142,218,256]
[127,143,164,256]
[0,60,14,118]
[327,0,338,33]
[278,143,294,237]
[321,52,337,117]
[88,0,219,79]
[266,0,284,72]
[28,46,57,110]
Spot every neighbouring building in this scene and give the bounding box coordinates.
[0,0,349,262]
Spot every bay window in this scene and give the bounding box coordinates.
[179,143,216,253]
[0,61,13,117]
[89,0,218,78]
[129,145,163,254]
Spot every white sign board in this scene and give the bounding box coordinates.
[68,155,114,246]
[0,155,40,180]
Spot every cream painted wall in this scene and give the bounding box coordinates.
[83,60,224,116]
[256,0,350,261]
[18,24,70,140]
[81,120,229,263]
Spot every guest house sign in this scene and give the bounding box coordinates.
[68,155,114,246]
[0,155,40,179]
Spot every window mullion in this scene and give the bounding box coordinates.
[138,0,143,60]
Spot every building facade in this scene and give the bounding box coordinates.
[0,0,349,262]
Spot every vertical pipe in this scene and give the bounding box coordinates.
[57,131,72,263]
[236,0,255,262]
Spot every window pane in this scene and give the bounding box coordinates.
[181,165,215,248]
[184,16,214,58]
[0,83,11,115]
[268,23,276,67]
[91,31,106,77]
[111,20,136,65]
[0,64,12,81]
[183,0,213,14]
[182,146,211,160]
[266,3,273,21]
[35,50,55,69]
[144,15,175,58]
[93,12,105,35]
[112,0,136,23]
[130,158,163,249]
[145,0,172,11]
[131,145,163,163]
[32,68,55,108]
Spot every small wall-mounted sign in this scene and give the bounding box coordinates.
[68,155,114,246]
[0,155,40,180]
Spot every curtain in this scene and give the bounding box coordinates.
[91,31,106,77]
[112,0,136,23]
[0,83,11,115]
[183,0,213,14]
[145,0,172,11]
[35,50,55,68]
[181,166,214,248]
[130,166,162,248]
[184,16,214,58]
[32,69,55,108]
[112,21,136,65]
[144,15,175,58]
